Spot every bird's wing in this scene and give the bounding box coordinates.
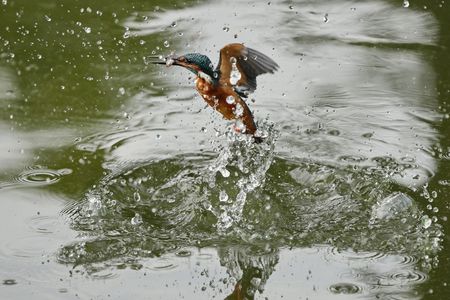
[216,43,279,96]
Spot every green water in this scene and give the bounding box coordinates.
[1,0,449,299]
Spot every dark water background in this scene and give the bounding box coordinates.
[1,0,450,299]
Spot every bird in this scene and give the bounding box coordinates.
[150,43,279,142]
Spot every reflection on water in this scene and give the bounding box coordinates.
[0,0,448,299]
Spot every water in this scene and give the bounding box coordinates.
[1,0,450,299]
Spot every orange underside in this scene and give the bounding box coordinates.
[195,77,257,134]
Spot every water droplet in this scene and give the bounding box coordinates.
[403,0,410,8]
[289,5,293,9]
[131,213,143,225]
[234,119,246,133]
[233,103,244,117]
[170,21,177,27]
[83,27,91,34]
[118,87,125,95]
[323,13,329,23]
[134,192,141,202]
[229,57,241,85]
[422,216,432,229]
[218,167,230,178]
[226,95,235,104]
[219,191,229,202]
[139,39,146,45]
[223,26,230,32]
[44,15,51,22]
[163,40,170,48]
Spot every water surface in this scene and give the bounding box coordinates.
[1,0,449,299]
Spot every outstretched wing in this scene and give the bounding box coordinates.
[216,43,279,96]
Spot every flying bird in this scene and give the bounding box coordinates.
[151,43,279,142]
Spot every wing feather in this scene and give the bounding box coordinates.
[216,43,279,95]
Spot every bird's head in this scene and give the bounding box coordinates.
[151,53,218,82]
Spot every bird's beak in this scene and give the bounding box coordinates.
[147,55,168,65]
[148,55,180,67]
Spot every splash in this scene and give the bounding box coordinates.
[207,119,279,232]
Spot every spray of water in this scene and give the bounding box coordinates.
[207,119,279,232]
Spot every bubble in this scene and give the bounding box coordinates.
[223,26,230,32]
[170,21,177,27]
[163,40,170,48]
[403,0,410,8]
[123,31,131,39]
[323,13,329,23]
[83,27,91,34]
[44,15,51,22]
[118,87,125,95]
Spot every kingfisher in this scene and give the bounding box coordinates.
[150,43,279,142]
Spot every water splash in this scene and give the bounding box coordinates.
[207,120,278,232]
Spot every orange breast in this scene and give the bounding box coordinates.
[195,77,257,134]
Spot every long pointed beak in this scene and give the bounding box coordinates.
[147,55,168,65]
[147,55,179,67]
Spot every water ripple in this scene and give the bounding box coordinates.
[14,168,72,186]
[329,282,362,294]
